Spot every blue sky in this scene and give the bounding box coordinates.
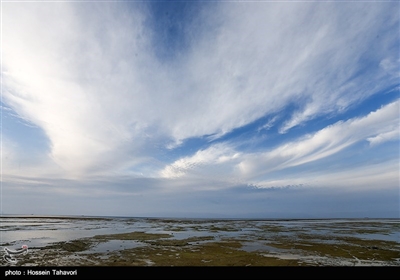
[1,0,399,218]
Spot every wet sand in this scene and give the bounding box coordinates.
[1,216,399,266]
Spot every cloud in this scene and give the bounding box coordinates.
[253,159,399,191]
[160,143,241,179]
[245,100,400,176]
[3,2,156,177]
[3,172,398,218]
[257,116,279,132]
[2,1,398,179]
[367,129,400,146]
[160,100,399,186]
[1,133,62,179]
[380,58,400,78]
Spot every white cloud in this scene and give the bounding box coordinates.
[3,2,155,177]
[160,144,241,179]
[239,100,400,178]
[380,58,400,78]
[252,158,399,190]
[160,100,399,186]
[367,129,400,146]
[258,116,279,132]
[2,1,398,179]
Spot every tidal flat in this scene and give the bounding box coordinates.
[1,216,399,266]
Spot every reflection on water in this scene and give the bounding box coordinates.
[2,217,399,246]
[1,216,399,266]
[82,240,145,254]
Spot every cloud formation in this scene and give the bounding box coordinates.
[2,0,399,194]
[161,100,399,186]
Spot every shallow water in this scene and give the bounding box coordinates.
[1,216,399,266]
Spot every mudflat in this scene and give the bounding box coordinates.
[1,216,399,266]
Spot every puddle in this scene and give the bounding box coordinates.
[1,216,399,266]
[241,241,282,253]
[83,240,145,254]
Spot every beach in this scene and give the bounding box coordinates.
[1,216,399,266]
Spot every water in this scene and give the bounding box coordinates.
[1,216,399,266]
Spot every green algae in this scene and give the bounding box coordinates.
[114,240,299,266]
[3,218,399,266]
[93,231,172,241]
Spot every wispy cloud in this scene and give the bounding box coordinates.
[161,100,399,187]
[160,143,241,179]
[253,158,399,191]
[257,116,279,132]
[368,129,399,147]
[2,1,398,184]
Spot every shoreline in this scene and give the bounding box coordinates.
[1,214,397,221]
[1,217,399,266]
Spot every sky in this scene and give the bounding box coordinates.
[0,0,399,218]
